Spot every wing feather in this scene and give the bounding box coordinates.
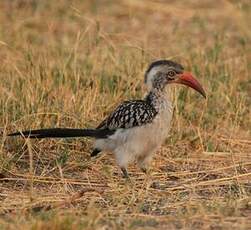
[96,100,157,130]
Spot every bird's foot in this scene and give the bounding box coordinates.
[90,148,101,157]
[141,167,153,184]
[141,167,148,174]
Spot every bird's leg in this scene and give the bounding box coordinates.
[120,167,129,179]
[138,153,153,175]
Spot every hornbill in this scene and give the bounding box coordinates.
[9,60,206,178]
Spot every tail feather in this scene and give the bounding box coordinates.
[8,128,115,139]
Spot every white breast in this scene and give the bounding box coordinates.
[95,99,173,168]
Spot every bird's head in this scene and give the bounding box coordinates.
[144,60,206,98]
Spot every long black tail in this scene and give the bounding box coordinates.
[8,128,115,139]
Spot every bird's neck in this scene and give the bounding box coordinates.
[145,88,172,112]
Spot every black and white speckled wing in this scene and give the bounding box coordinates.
[96,100,157,130]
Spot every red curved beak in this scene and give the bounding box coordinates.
[174,72,206,98]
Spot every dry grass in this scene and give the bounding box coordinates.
[0,0,251,229]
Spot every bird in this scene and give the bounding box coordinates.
[8,60,206,178]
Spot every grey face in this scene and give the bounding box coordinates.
[144,60,184,90]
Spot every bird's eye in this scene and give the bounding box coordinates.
[167,70,176,79]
